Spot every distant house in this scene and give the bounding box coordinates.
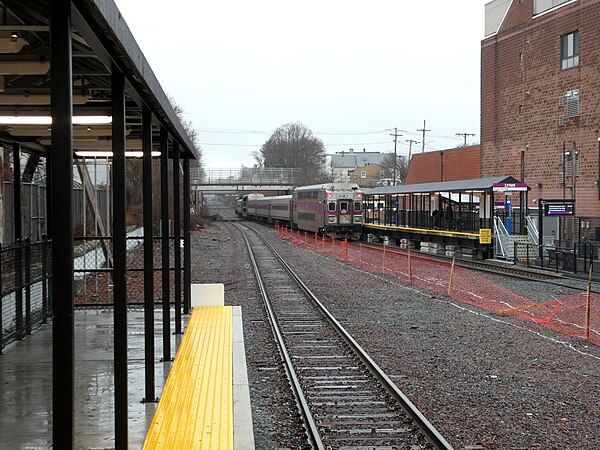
[329,149,388,187]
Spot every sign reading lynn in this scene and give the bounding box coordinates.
[492,182,528,192]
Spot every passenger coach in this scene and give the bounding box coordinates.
[237,182,364,240]
[292,183,363,239]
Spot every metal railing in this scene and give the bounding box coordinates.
[192,167,300,185]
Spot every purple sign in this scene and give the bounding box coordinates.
[492,182,528,192]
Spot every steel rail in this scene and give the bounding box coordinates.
[236,220,454,450]
[233,222,325,450]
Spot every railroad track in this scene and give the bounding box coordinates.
[232,220,453,450]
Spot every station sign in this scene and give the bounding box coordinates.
[544,203,575,216]
[492,182,528,192]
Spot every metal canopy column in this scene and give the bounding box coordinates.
[13,143,23,338]
[12,143,21,241]
[173,141,182,334]
[160,127,171,361]
[111,64,128,450]
[50,1,74,447]
[183,156,191,315]
[142,105,156,401]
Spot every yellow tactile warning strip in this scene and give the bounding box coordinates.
[143,306,233,450]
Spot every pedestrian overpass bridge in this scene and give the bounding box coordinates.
[191,168,300,194]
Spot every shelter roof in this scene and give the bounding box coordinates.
[0,0,198,158]
[365,176,524,196]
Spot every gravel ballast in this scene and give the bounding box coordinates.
[192,219,600,450]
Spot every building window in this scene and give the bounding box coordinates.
[566,89,579,117]
[518,104,524,115]
[519,52,524,63]
[360,171,367,178]
[561,31,579,70]
[379,171,386,178]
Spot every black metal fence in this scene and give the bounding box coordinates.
[513,240,600,279]
[1,237,52,351]
[73,235,182,307]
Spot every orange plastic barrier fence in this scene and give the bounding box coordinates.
[276,226,600,346]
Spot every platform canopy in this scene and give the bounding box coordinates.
[365,176,526,196]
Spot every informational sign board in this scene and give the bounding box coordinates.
[479,228,492,244]
[544,203,575,216]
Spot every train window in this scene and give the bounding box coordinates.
[340,201,349,213]
[354,201,361,211]
[328,202,336,212]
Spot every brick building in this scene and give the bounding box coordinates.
[482,0,600,241]
[404,145,480,184]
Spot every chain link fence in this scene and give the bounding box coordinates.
[1,238,52,350]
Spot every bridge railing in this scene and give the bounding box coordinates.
[191,168,300,185]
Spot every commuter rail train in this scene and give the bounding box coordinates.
[236,182,364,239]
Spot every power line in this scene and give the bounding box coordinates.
[417,120,431,153]
[455,132,476,146]
[405,139,419,161]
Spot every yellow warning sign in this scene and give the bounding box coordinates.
[479,228,492,244]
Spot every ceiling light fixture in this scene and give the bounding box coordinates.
[75,150,161,158]
[3,124,128,138]
[0,115,112,125]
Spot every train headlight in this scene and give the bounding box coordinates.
[329,217,336,223]
[354,216,362,222]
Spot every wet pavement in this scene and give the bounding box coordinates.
[0,309,186,450]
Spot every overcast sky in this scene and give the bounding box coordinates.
[113,0,489,169]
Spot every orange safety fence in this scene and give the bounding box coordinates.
[276,225,600,346]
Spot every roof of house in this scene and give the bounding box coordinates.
[330,151,386,169]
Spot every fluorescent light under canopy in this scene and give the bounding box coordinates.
[0,115,113,125]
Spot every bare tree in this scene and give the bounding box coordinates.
[260,122,327,185]
[381,152,408,184]
[168,96,204,180]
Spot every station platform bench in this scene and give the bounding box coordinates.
[143,284,254,449]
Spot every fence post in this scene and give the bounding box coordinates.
[344,239,348,262]
[448,256,456,296]
[25,238,31,335]
[15,239,23,339]
[0,241,3,351]
[382,245,386,274]
[408,248,413,285]
[585,264,593,341]
[42,235,48,324]
[513,241,518,265]
[573,243,577,274]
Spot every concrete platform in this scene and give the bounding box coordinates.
[0,307,254,449]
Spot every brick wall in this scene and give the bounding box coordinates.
[482,0,600,231]
[405,146,480,184]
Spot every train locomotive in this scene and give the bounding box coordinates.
[236,182,364,239]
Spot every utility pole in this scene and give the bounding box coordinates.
[417,120,430,153]
[406,139,419,161]
[455,132,476,146]
[389,128,402,185]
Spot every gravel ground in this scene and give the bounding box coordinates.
[192,218,600,450]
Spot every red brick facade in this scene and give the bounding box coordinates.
[405,145,480,184]
[482,0,600,238]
